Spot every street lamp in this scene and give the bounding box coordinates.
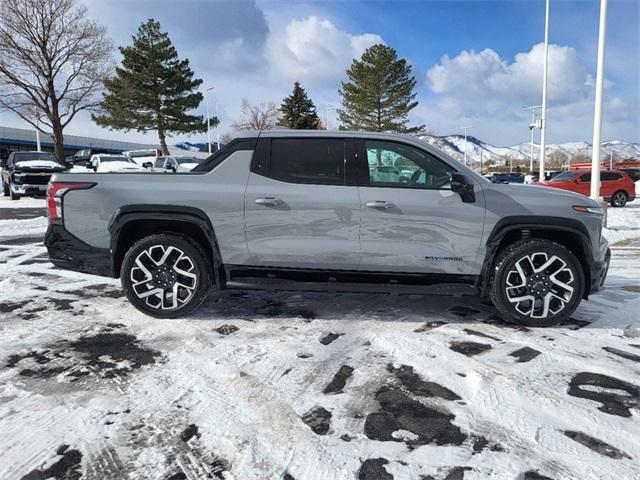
[523,105,541,173]
[590,0,608,201]
[538,0,550,180]
[205,86,220,153]
[460,125,472,165]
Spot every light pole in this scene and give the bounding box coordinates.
[590,0,608,201]
[325,106,336,130]
[460,125,472,165]
[31,73,41,152]
[204,87,220,153]
[538,0,550,181]
[523,105,541,173]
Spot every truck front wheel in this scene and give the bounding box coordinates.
[121,233,211,318]
[9,182,20,200]
[490,239,585,327]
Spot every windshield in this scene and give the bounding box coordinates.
[13,152,59,163]
[175,157,202,164]
[549,171,577,182]
[100,156,130,163]
[126,150,157,158]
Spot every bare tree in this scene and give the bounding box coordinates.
[0,0,113,162]
[231,99,279,131]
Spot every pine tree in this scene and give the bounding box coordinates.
[93,19,212,154]
[338,44,423,133]
[278,82,320,129]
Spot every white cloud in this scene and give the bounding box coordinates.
[421,43,638,145]
[265,16,383,86]
[427,43,595,110]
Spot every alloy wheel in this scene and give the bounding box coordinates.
[612,192,627,207]
[130,244,197,310]
[504,252,575,319]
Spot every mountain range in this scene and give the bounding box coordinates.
[419,134,640,165]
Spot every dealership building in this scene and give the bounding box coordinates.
[0,126,157,159]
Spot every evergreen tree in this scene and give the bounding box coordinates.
[278,81,320,129]
[338,44,423,133]
[93,19,213,154]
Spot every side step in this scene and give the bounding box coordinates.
[224,266,478,296]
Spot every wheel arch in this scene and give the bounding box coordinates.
[109,205,225,286]
[479,216,592,300]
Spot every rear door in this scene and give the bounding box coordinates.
[577,172,591,196]
[356,138,485,275]
[243,136,361,269]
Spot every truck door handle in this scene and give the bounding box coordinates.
[366,200,394,209]
[255,197,283,206]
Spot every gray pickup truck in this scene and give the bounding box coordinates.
[45,130,610,326]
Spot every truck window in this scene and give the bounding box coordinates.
[269,138,344,185]
[364,140,452,189]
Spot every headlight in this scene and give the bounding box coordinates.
[573,205,604,215]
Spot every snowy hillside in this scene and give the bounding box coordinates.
[420,134,640,165]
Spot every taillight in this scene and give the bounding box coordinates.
[47,181,96,225]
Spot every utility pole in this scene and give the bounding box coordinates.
[205,86,215,153]
[460,125,473,165]
[590,0,608,200]
[539,0,550,181]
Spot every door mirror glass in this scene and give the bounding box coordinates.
[142,162,153,168]
[450,172,475,203]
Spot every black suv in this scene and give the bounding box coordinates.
[1,151,67,200]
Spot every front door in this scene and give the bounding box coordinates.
[356,139,485,275]
[244,137,361,270]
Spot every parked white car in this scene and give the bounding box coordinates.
[82,154,148,173]
[123,149,161,166]
[149,155,204,173]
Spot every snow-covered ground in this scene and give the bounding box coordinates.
[0,196,639,480]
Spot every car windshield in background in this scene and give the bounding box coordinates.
[550,171,577,182]
[127,150,157,158]
[14,152,59,162]
[175,157,202,164]
[100,156,129,163]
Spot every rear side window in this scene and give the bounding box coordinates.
[269,138,344,185]
[580,173,591,182]
[601,172,622,181]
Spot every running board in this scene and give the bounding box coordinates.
[224,266,478,295]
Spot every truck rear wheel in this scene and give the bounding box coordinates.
[121,233,211,318]
[490,239,584,327]
[610,190,628,208]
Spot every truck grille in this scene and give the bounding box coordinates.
[14,173,52,185]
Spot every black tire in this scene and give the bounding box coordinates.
[121,233,212,318]
[610,190,628,208]
[9,183,20,200]
[490,239,584,327]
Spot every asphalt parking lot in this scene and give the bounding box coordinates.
[1,196,639,480]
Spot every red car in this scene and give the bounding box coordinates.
[533,169,636,207]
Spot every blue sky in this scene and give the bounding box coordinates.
[1,0,637,147]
